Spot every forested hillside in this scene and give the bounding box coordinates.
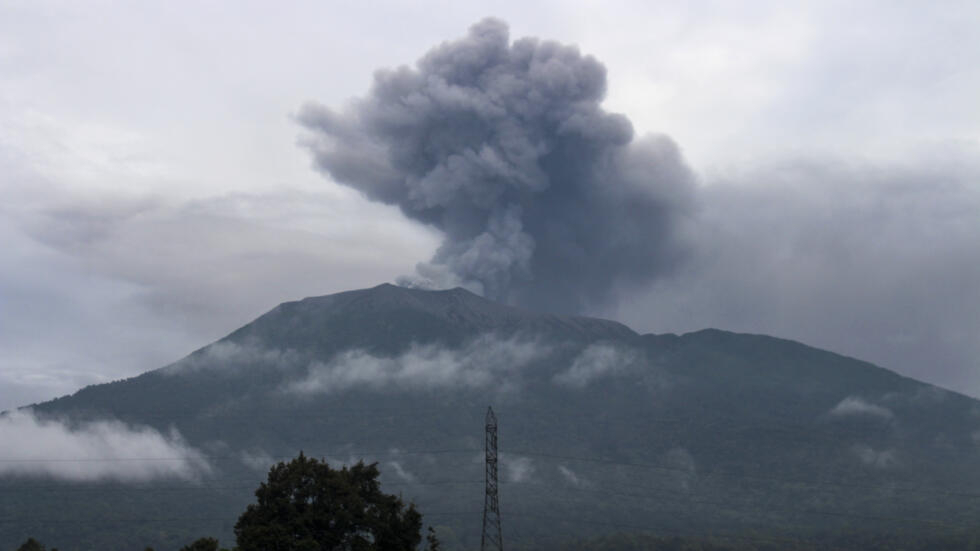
[4,285,980,550]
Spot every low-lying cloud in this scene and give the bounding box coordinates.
[286,335,550,394]
[829,396,894,420]
[553,343,641,388]
[164,340,299,375]
[387,460,416,483]
[0,410,209,482]
[852,444,898,468]
[501,454,535,483]
[239,448,276,472]
[557,464,584,487]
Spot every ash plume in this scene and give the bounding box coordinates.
[299,18,696,313]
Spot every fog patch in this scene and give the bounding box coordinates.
[663,447,697,491]
[502,454,534,483]
[553,343,642,388]
[557,464,585,487]
[387,460,416,483]
[907,386,949,406]
[0,410,210,482]
[321,447,407,470]
[286,335,550,394]
[164,340,300,375]
[240,448,276,472]
[829,396,894,420]
[882,386,950,408]
[852,444,898,468]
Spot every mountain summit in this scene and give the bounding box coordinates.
[7,284,980,550]
[225,283,637,353]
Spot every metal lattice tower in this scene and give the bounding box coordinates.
[481,406,503,551]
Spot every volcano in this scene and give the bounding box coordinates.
[5,284,980,550]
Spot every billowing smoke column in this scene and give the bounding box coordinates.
[299,18,696,313]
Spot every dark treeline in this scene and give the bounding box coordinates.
[21,530,980,551]
[550,531,980,551]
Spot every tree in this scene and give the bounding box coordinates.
[16,538,45,551]
[235,452,425,551]
[180,537,220,551]
[426,527,440,551]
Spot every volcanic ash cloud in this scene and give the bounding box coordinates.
[300,18,696,313]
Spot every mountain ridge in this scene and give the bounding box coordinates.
[25,283,945,412]
[5,283,980,551]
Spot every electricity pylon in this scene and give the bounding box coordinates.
[481,406,503,551]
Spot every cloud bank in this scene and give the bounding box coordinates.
[0,411,209,482]
[620,159,980,395]
[553,343,641,388]
[852,444,898,468]
[557,464,584,487]
[300,18,696,313]
[0,179,436,411]
[286,335,550,394]
[502,454,535,483]
[164,339,300,376]
[829,396,894,420]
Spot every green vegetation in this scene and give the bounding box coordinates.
[15,539,49,551]
[552,531,980,551]
[13,453,433,551]
[236,453,424,551]
[179,537,222,551]
[6,285,980,549]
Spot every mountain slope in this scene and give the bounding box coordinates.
[4,284,980,550]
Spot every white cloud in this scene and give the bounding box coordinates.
[557,464,583,487]
[3,1,980,410]
[0,410,210,482]
[852,444,898,468]
[553,343,641,388]
[387,461,416,483]
[619,160,980,398]
[0,182,437,411]
[829,396,894,420]
[239,448,275,472]
[163,340,298,375]
[285,335,550,394]
[502,454,534,483]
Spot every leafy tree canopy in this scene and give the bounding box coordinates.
[179,537,221,551]
[16,538,46,551]
[235,452,424,551]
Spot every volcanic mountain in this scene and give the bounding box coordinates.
[4,284,980,550]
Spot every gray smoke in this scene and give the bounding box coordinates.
[299,18,695,313]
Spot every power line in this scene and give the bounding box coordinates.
[505,511,812,549]
[0,446,479,463]
[14,405,901,442]
[502,477,961,530]
[507,448,980,502]
[3,421,979,543]
[3,443,979,504]
[0,478,484,493]
[0,511,484,526]
[3,442,978,512]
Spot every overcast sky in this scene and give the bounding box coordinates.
[1,1,978,412]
